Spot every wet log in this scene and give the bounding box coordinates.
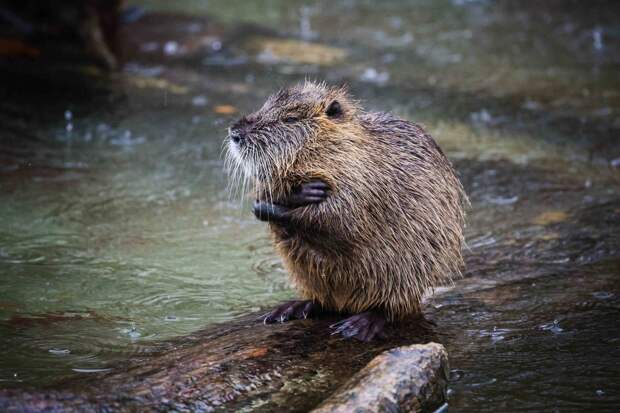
[0,314,446,412]
[313,343,448,413]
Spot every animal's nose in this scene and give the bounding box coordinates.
[229,127,243,144]
[230,116,255,144]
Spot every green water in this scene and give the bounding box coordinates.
[0,0,619,411]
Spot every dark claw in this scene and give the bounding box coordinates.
[305,181,329,189]
[301,196,324,203]
[262,300,322,324]
[329,312,386,342]
[301,189,326,197]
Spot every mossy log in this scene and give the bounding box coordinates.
[0,312,446,412]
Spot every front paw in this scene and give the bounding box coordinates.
[253,200,291,223]
[285,180,330,208]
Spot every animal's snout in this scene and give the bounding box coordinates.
[229,116,256,144]
[229,128,242,144]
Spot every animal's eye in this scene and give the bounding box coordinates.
[326,100,342,118]
[283,116,299,124]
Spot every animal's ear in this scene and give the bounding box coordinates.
[325,100,342,118]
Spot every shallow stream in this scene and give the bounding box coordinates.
[0,1,618,411]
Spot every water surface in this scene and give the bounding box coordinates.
[0,0,618,411]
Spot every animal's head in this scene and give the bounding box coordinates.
[225,81,359,188]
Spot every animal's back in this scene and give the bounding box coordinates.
[274,112,466,320]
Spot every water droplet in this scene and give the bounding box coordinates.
[72,368,112,373]
[592,27,604,51]
[121,323,142,340]
[592,291,613,300]
[48,348,71,355]
[468,233,497,248]
[299,6,317,40]
[192,95,208,107]
[470,109,493,124]
[469,377,497,387]
[450,369,465,381]
[64,110,72,121]
[484,195,519,205]
[539,319,564,334]
[360,68,390,85]
[211,40,222,51]
[164,41,179,56]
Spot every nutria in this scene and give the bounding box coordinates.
[226,81,466,341]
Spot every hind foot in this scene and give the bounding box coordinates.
[262,300,321,324]
[330,311,387,342]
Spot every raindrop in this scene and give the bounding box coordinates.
[72,368,112,373]
[48,348,71,355]
[484,195,518,206]
[164,41,179,56]
[360,68,390,85]
[592,27,604,51]
[299,6,316,40]
[211,40,222,51]
[121,323,142,340]
[470,109,493,124]
[192,95,208,107]
[450,369,465,381]
[539,319,563,334]
[592,291,613,300]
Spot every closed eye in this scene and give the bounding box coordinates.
[283,116,299,124]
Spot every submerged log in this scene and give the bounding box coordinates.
[0,311,446,412]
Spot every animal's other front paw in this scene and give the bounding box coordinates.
[262,300,321,324]
[330,311,387,342]
[284,180,330,208]
[253,200,291,222]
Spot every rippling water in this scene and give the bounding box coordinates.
[1,0,619,411]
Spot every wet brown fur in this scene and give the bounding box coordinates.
[226,81,467,321]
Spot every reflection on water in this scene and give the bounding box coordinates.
[0,0,619,411]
